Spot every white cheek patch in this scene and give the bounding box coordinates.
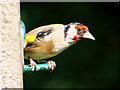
[66,25,77,42]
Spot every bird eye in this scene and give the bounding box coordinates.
[77,28,85,35]
[77,28,81,31]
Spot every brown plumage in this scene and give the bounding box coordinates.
[24,24,69,60]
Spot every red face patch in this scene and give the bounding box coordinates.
[75,24,88,31]
[72,35,81,41]
[73,24,88,42]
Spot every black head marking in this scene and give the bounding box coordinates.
[64,24,70,38]
[64,22,81,38]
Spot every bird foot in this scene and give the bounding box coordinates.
[28,58,56,71]
[47,60,56,71]
[29,58,38,71]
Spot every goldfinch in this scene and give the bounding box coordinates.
[24,22,95,71]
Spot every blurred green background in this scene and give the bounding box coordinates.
[20,2,119,88]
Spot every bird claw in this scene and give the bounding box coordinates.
[47,60,56,71]
[28,58,56,71]
[29,58,38,71]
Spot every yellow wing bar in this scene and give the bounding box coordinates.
[26,35,37,45]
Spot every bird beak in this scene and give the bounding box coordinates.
[83,31,95,40]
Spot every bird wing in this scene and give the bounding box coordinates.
[26,24,63,36]
[26,24,69,49]
[24,24,69,60]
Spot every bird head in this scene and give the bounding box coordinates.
[64,22,95,43]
